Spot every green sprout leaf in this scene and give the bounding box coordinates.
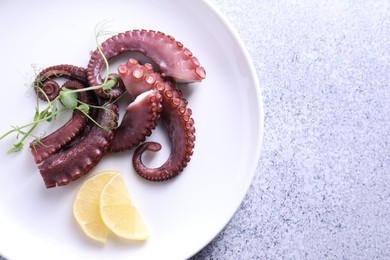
[77,104,90,114]
[7,143,24,154]
[59,88,78,109]
[33,110,41,121]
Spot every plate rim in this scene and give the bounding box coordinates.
[189,0,264,256]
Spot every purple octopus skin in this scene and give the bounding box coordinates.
[117,59,196,181]
[38,103,118,188]
[30,80,92,164]
[28,30,206,187]
[34,64,88,101]
[87,29,206,99]
[109,89,162,152]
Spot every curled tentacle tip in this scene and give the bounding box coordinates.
[38,80,60,101]
[144,142,162,152]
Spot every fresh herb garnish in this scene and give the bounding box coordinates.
[1,23,118,153]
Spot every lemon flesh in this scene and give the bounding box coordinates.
[100,174,149,240]
[73,170,120,243]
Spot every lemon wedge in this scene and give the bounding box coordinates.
[100,174,149,240]
[73,170,120,243]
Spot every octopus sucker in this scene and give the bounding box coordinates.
[195,67,206,79]
[38,103,118,188]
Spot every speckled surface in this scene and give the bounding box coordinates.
[191,0,390,259]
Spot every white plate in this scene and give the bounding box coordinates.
[0,0,263,259]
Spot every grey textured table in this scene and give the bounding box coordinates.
[192,0,390,259]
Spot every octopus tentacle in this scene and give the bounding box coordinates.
[132,82,195,181]
[34,64,88,101]
[26,30,205,188]
[30,80,92,163]
[38,103,118,188]
[109,89,162,152]
[87,29,206,99]
[118,60,196,181]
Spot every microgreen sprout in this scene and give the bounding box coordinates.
[1,23,119,154]
[94,20,117,85]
